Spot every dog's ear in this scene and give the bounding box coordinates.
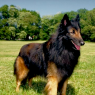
[75,14,80,22]
[61,14,70,26]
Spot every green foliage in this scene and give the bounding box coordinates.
[0,5,41,40]
[8,6,19,18]
[0,5,95,41]
[40,8,95,41]
[0,5,9,18]
[0,26,11,40]
[16,31,27,39]
[9,26,16,37]
[39,30,49,40]
[65,11,78,19]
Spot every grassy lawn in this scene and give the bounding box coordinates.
[0,41,95,95]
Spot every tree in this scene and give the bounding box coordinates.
[40,15,60,40]
[17,11,41,40]
[0,26,11,40]
[77,8,88,20]
[0,4,95,41]
[86,9,95,26]
[8,5,19,18]
[65,11,77,19]
[9,26,16,40]
[0,5,9,18]
[16,31,27,39]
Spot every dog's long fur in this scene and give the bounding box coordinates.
[14,14,84,95]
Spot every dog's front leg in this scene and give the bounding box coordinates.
[45,76,58,95]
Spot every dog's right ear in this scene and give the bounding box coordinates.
[61,14,71,27]
[58,14,71,35]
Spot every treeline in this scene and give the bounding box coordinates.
[0,5,41,40]
[0,5,95,41]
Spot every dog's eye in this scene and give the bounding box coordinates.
[69,30,75,34]
[72,30,75,34]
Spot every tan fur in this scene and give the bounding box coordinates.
[45,76,58,95]
[74,29,82,40]
[15,57,29,92]
[69,28,82,40]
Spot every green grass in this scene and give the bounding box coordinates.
[0,41,95,95]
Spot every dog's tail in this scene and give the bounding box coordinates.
[14,57,18,75]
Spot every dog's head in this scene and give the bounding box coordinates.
[58,14,85,50]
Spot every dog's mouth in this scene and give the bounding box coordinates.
[71,41,80,50]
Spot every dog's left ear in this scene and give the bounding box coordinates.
[75,14,80,22]
[61,14,71,26]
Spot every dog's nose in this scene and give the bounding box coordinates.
[80,41,85,46]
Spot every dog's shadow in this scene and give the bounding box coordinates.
[22,80,75,95]
[21,79,46,93]
[66,84,75,95]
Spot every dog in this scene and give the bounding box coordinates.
[14,14,85,95]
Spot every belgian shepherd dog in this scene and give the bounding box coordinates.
[14,14,85,95]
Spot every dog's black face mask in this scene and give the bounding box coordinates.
[59,14,85,50]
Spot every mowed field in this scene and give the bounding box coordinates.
[0,41,95,95]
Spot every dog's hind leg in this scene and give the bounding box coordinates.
[61,79,68,95]
[28,78,33,87]
[15,57,29,92]
[21,77,27,85]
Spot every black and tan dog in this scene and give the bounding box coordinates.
[14,14,85,95]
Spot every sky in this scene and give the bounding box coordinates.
[0,0,95,17]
